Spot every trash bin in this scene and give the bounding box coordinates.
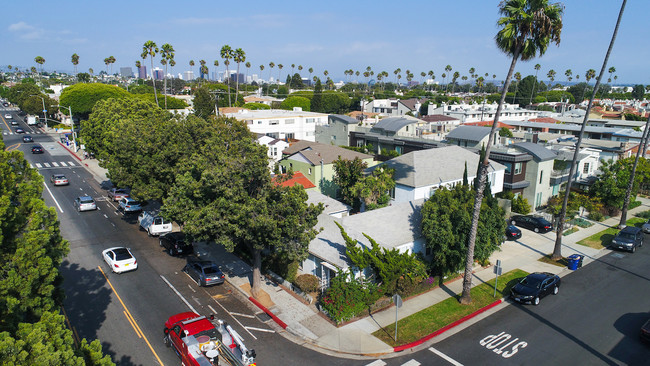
[567,254,583,270]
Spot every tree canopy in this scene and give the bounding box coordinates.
[59,83,131,119]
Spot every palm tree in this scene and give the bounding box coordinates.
[560,69,572,109]
[71,53,79,75]
[461,0,563,305]
[169,59,176,93]
[469,67,476,91]
[308,67,313,84]
[268,62,275,83]
[234,48,246,103]
[451,71,460,93]
[200,61,208,87]
[620,114,650,228]
[291,64,295,75]
[297,65,303,77]
[221,45,234,106]
[547,69,556,88]
[160,43,175,109]
[89,68,94,77]
[34,56,45,86]
[394,68,401,84]
[528,63,541,106]
[189,60,195,80]
[104,58,110,75]
[259,64,265,84]
[109,56,116,75]
[245,61,251,85]
[554,0,626,259]
[580,69,596,103]
[142,40,159,105]
[608,66,616,84]
[278,64,284,83]
[213,60,219,80]
[444,65,452,92]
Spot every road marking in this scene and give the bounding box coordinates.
[208,305,217,315]
[188,284,196,293]
[103,214,108,219]
[61,306,80,346]
[44,162,51,167]
[42,181,64,213]
[192,296,202,306]
[98,266,164,366]
[429,347,463,366]
[230,312,255,319]
[210,297,257,340]
[124,310,142,338]
[68,161,75,166]
[60,161,68,166]
[244,326,275,334]
[35,163,43,168]
[365,361,386,366]
[401,360,420,366]
[52,162,59,167]
[160,274,198,313]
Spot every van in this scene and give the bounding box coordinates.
[138,211,172,236]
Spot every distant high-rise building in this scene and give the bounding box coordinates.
[153,68,164,80]
[183,71,195,81]
[120,67,134,78]
[138,66,147,79]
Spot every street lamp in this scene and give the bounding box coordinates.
[30,94,47,127]
[58,105,77,152]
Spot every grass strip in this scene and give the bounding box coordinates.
[372,269,528,346]
[576,217,645,249]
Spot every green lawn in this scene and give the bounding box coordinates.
[372,269,528,346]
[576,217,645,249]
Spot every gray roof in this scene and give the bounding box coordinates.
[282,140,373,165]
[329,114,358,125]
[308,214,350,268]
[446,125,493,142]
[503,120,627,134]
[379,145,505,188]
[306,191,350,216]
[372,117,417,133]
[513,142,557,162]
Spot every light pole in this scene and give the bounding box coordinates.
[58,105,77,152]
[31,94,47,127]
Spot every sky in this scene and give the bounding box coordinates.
[1,0,647,85]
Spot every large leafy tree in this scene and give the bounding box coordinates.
[333,157,367,211]
[554,0,626,259]
[59,83,130,119]
[162,117,323,298]
[462,0,563,305]
[421,184,505,277]
[192,86,215,119]
[353,165,395,211]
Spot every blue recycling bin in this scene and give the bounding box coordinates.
[567,254,583,270]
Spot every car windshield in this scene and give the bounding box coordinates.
[203,265,221,275]
[114,189,127,194]
[79,197,94,203]
[128,200,140,205]
[54,175,66,179]
[520,276,543,289]
[618,232,635,240]
[113,248,133,261]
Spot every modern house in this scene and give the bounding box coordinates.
[489,148,534,198]
[224,108,328,142]
[348,117,448,155]
[549,146,601,194]
[278,140,376,198]
[511,142,556,209]
[256,135,290,167]
[429,102,539,123]
[315,114,359,147]
[445,125,497,149]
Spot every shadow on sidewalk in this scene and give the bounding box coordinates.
[513,239,547,256]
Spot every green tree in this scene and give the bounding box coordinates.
[279,96,310,111]
[311,78,323,112]
[162,117,323,299]
[191,87,215,118]
[141,41,159,105]
[160,43,175,109]
[6,82,40,107]
[515,75,538,106]
[333,157,367,211]
[77,72,90,83]
[353,165,395,211]
[221,45,234,107]
[499,127,513,137]
[590,158,638,215]
[462,0,563,305]
[631,84,645,100]
[528,63,541,105]
[233,48,246,102]
[290,73,304,89]
[512,195,531,214]
[59,83,131,119]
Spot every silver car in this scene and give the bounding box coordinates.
[74,195,97,212]
[183,260,225,287]
[643,219,650,234]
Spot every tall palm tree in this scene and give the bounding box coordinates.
[559,69,572,109]
[34,56,45,86]
[259,64,265,83]
[580,68,596,103]
[189,60,195,81]
[547,69,556,88]
[160,43,175,109]
[469,67,476,92]
[608,66,616,84]
[213,60,219,80]
[221,45,234,106]
[89,68,94,77]
[394,68,401,84]
[461,0,563,305]
[277,63,284,83]
[619,114,650,228]
[297,65,303,77]
[71,53,79,75]
[245,61,251,85]
[451,71,460,93]
[308,67,313,84]
[554,0,626,260]
[104,58,110,75]
[109,56,116,75]
[290,64,295,75]
[142,41,160,105]
[268,62,275,83]
[528,63,541,106]
[444,65,452,92]
[169,59,176,93]
[200,61,208,87]
[234,48,246,103]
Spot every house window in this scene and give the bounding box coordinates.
[269,120,279,125]
[306,118,315,123]
[285,119,295,124]
[285,133,295,139]
[331,135,336,140]
[308,168,312,175]
[539,170,543,184]
[257,120,262,124]
[514,162,522,175]
[583,162,590,174]
[504,162,513,174]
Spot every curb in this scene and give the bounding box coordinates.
[57,142,84,163]
[248,296,288,329]
[393,298,504,352]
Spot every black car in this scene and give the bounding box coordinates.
[610,226,643,253]
[510,272,561,305]
[23,135,33,143]
[183,259,225,287]
[31,145,44,154]
[159,232,193,256]
[510,215,553,233]
[15,128,25,134]
[505,225,522,240]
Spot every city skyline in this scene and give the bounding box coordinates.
[1,0,647,84]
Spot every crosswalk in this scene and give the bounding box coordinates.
[3,131,45,135]
[365,359,421,366]
[363,347,462,366]
[31,161,78,169]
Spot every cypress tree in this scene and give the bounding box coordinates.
[312,78,323,112]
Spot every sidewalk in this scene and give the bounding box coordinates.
[52,130,650,357]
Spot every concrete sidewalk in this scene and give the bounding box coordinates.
[52,128,650,358]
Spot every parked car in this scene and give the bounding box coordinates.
[15,128,25,134]
[118,197,143,213]
[138,211,173,236]
[505,225,522,240]
[22,135,33,143]
[641,317,650,343]
[107,188,130,201]
[102,247,137,274]
[74,195,96,212]
[510,215,553,233]
[183,259,225,287]
[4,113,11,119]
[50,174,69,186]
[610,226,643,253]
[642,219,650,234]
[10,120,18,126]
[31,145,44,154]
[159,232,193,256]
[510,272,561,305]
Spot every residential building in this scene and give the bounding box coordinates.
[503,120,645,144]
[243,95,283,106]
[278,140,376,197]
[429,102,539,123]
[315,114,359,147]
[272,171,317,191]
[511,142,556,209]
[488,148,534,198]
[256,135,290,167]
[349,117,448,155]
[374,145,505,203]
[549,146,601,194]
[420,114,461,135]
[362,98,424,117]
[445,125,498,149]
[224,108,328,142]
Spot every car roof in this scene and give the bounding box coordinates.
[620,226,641,233]
[529,272,554,279]
[53,174,66,177]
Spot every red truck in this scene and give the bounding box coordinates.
[164,312,257,366]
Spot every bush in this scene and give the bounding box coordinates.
[629,200,642,210]
[588,211,604,222]
[294,274,319,293]
[512,195,531,214]
[243,102,270,110]
[320,271,382,324]
[635,210,650,219]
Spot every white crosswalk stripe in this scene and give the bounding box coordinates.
[401,361,421,366]
[59,162,68,166]
[68,161,76,166]
[43,163,51,167]
[51,162,59,167]
[35,163,42,168]
[365,361,387,366]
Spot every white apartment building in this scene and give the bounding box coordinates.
[429,102,539,123]
[224,108,328,142]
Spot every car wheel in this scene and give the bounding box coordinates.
[76,206,80,212]
[553,286,559,295]
[163,334,171,347]
[168,248,174,256]
[534,227,540,233]
[631,246,636,253]
[533,297,540,306]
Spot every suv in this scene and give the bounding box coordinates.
[183,259,225,287]
[611,226,643,253]
[118,197,142,213]
[159,232,193,256]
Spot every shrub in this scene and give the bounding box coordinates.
[629,200,642,210]
[635,210,650,219]
[512,195,531,214]
[588,211,604,222]
[243,102,270,110]
[320,271,382,324]
[294,274,319,293]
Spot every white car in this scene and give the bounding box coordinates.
[4,113,11,119]
[74,195,96,211]
[102,247,138,274]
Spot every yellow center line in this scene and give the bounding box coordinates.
[124,310,143,339]
[4,143,20,151]
[61,306,80,346]
[98,265,164,366]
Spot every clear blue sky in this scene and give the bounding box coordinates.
[1,0,646,84]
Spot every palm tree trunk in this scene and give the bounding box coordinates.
[235,63,241,105]
[226,65,231,107]
[460,48,520,305]
[150,57,159,106]
[552,0,626,260]
[164,65,168,109]
[619,113,650,227]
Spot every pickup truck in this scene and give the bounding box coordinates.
[164,312,256,366]
[138,211,172,236]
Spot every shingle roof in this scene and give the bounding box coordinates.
[398,98,419,111]
[512,142,557,161]
[379,145,505,188]
[283,140,373,165]
[372,117,417,133]
[272,172,316,189]
[446,125,493,142]
[421,115,460,122]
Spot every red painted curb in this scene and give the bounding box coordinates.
[393,298,503,352]
[57,142,82,161]
[248,296,288,329]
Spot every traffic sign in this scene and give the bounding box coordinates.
[42,109,47,113]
